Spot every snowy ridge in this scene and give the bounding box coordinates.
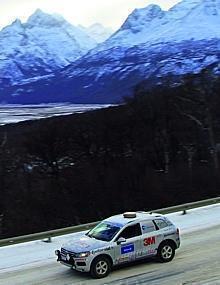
[0,0,220,104]
[0,9,97,84]
[99,0,220,48]
[120,4,165,33]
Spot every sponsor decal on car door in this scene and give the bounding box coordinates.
[140,221,162,257]
[115,237,141,264]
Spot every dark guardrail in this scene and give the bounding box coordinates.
[0,196,219,247]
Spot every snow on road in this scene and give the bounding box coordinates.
[0,203,220,273]
[0,104,111,125]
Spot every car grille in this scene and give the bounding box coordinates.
[61,248,77,258]
[60,248,76,265]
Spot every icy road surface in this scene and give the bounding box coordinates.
[0,204,220,285]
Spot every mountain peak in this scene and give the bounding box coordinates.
[32,8,44,16]
[12,18,23,26]
[168,0,220,25]
[120,4,165,33]
[168,0,220,18]
[89,23,104,29]
[102,0,220,48]
[144,3,164,13]
[28,8,48,21]
[26,9,67,28]
[78,23,113,43]
[1,18,24,34]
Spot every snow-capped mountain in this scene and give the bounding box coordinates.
[0,9,97,85]
[98,0,220,49]
[1,0,220,104]
[78,23,114,43]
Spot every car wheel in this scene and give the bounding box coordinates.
[157,242,175,262]
[90,256,111,278]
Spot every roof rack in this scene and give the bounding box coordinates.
[123,212,137,218]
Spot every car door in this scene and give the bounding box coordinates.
[113,223,142,264]
[140,220,163,257]
[153,218,176,240]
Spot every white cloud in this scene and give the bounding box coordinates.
[0,0,181,30]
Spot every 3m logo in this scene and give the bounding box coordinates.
[144,236,156,246]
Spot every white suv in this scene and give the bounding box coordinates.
[55,212,180,278]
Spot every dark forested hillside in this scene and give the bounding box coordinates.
[0,70,220,238]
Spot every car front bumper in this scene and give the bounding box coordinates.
[55,250,91,272]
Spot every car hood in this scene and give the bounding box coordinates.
[62,232,109,253]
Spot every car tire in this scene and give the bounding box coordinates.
[90,256,111,279]
[157,241,175,262]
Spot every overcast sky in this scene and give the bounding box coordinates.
[0,0,181,30]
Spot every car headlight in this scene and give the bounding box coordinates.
[75,251,90,258]
[55,250,60,256]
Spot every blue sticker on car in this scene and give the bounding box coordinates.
[121,244,134,254]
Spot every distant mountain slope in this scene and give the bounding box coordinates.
[1,0,220,104]
[1,40,219,104]
[0,9,97,86]
[78,23,114,43]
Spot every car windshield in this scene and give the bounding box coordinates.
[87,221,122,242]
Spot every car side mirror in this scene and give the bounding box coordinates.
[117,237,126,245]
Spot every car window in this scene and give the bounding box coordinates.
[153,219,168,229]
[163,217,173,226]
[117,223,142,240]
[140,220,156,234]
[87,221,122,241]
